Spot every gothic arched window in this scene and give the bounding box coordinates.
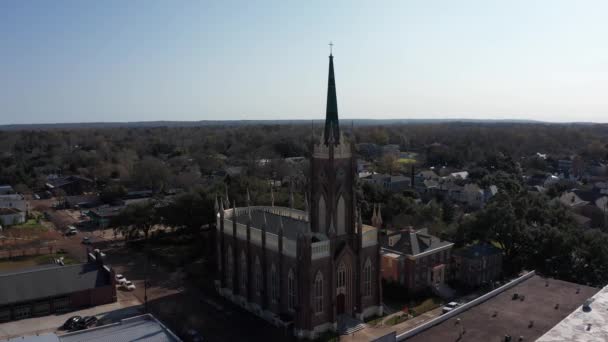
[240,251,247,293]
[287,268,296,311]
[318,196,326,232]
[270,264,278,303]
[255,256,262,297]
[314,271,324,314]
[337,262,346,288]
[363,258,372,296]
[337,195,346,235]
[226,247,233,288]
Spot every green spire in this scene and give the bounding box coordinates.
[324,51,340,145]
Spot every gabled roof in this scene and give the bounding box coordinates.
[0,263,111,306]
[46,175,93,188]
[381,228,453,257]
[559,192,589,207]
[0,207,21,215]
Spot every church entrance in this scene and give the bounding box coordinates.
[337,293,345,314]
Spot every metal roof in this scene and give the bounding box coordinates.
[60,314,182,342]
[0,263,111,306]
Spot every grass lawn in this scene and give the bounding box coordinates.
[397,158,417,164]
[385,313,409,326]
[410,297,443,316]
[0,252,78,272]
[11,218,47,231]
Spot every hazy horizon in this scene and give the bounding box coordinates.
[2,1,608,125]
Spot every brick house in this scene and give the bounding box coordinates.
[451,243,503,288]
[381,228,453,294]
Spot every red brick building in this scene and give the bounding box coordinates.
[381,228,453,294]
[0,256,116,322]
[215,52,383,339]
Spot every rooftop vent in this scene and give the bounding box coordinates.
[583,298,594,312]
[528,320,534,328]
[504,335,512,342]
[518,336,524,342]
[587,324,592,331]
[555,304,560,310]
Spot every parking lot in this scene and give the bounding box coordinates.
[0,292,141,339]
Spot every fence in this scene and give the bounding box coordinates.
[0,245,56,260]
[396,271,536,341]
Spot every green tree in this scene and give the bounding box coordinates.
[112,202,159,240]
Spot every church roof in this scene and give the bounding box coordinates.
[233,208,311,240]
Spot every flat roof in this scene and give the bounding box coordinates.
[1,335,59,342]
[0,315,181,342]
[60,314,181,342]
[537,285,608,342]
[405,275,599,342]
[0,263,111,306]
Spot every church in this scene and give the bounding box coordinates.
[214,51,383,339]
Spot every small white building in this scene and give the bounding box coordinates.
[0,208,26,226]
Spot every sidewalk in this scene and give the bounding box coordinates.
[340,307,443,342]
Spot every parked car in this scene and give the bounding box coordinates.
[123,280,136,291]
[115,274,127,284]
[442,302,460,314]
[82,236,91,244]
[65,226,78,236]
[80,316,98,328]
[61,316,82,330]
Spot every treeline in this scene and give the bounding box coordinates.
[2,123,608,192]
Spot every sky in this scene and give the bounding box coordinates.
[1,0,608,124]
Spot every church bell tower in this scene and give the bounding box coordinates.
[310,49,357,243]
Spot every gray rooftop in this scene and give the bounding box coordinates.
[1,335,59,342]
[382,228,452,256]
[0,263,111,306]
[0,315,181,342]
[60,314,181,342]
[537,285,608,342]
[233,208,310,240]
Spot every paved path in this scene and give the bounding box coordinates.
[341,307,443,342]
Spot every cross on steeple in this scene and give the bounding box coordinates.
[329,41,333,56]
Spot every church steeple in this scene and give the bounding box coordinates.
[324,44,340,145]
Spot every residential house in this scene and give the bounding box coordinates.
[65,195,101,209]
[0,185,15,195]
[559,191,588,208]
[46,176,94,196]
[0,208,26,226]
[381,228,453,293]
[0,193,30,214]
[87,206,124,228]
[451,243,502,288]
[356,143,381,159]
[414,170,440,192]
[382,144,401,157]
[361,173,412,193]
